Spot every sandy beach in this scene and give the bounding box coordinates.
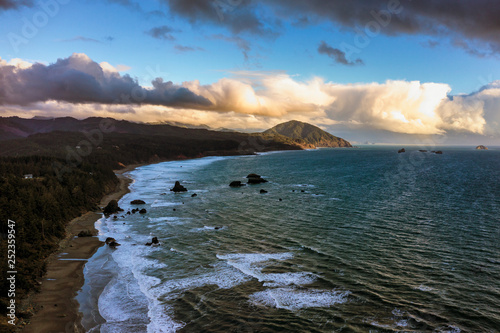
[21,165,140,333]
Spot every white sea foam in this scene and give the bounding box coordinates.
[151,200,177,207]
[217,252,318,287]
[190,225,225,232]
[439,325,461,333]
[81,156,237,332]
[414,284,435,292]
[143,265,250,304]
[249,288,350,311]
[98,275,149,323]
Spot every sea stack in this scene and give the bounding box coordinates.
[170,181,188,192]
[247,173,268,184]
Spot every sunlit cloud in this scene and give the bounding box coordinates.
[0,54,498,137]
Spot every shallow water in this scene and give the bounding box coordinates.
[80,147,500,332]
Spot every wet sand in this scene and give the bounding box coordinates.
[21,165,140,333]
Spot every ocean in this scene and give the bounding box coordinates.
[77,146,500,332]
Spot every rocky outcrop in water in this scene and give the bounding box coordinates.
[139,208,147,214]
[398,148,406,153]
[476,145,488,150]
[131,199,146,204]
[146,237,160,246]
[229,181,245,187]
[247,173,268,184]
[105,237,120,248]
[170,181,187,192]
[103,200,123,216]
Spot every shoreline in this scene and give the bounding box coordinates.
[21,164,140,333]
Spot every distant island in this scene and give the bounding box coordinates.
[262,120,352,148]
[476,145,488,150]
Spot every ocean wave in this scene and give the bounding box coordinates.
[249,288,350,311]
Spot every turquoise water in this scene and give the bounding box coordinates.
[82,147,500,332]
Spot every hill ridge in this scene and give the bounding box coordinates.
[263,120,352,148]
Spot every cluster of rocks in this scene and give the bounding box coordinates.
[105,237,120,248]
[126,207,144,215]
[230,173,268,187]
[247,173,268,184]
[399,148,443,154]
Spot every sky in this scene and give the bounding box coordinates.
[0,0,499,144]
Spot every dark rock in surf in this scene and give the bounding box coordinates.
[260,189,268,194]
[398,148,406,153]
[103,199,123,216]
[146,237,160,246]
[229,181,245,187]
[191,193,197,197]
[108,241,120,248]
[105,237,115,244]
[170,181,188,192]
[130,199,146,205]
[139,208,147,214]
[247,174,268,184]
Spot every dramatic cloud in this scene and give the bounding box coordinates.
[0,53,211,108]
[162,0,274,36]
[318,41,363,66]
[145,26,178,40]
[1,54,499,138]
[159,0,500,56]
[0,0,33,10]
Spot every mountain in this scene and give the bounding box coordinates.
[0,117,303,169]
[263,120,352,148]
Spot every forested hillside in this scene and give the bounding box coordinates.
[0,156,117,327]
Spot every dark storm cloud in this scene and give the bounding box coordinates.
[318,41,364,66]
[145,25,178,40]
[0,54,212,108]
[0,0,33,10]
[161,0,500,55]
[161,0,275,36]
[270,0,500,44]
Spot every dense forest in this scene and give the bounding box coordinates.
[0,156,118,329]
